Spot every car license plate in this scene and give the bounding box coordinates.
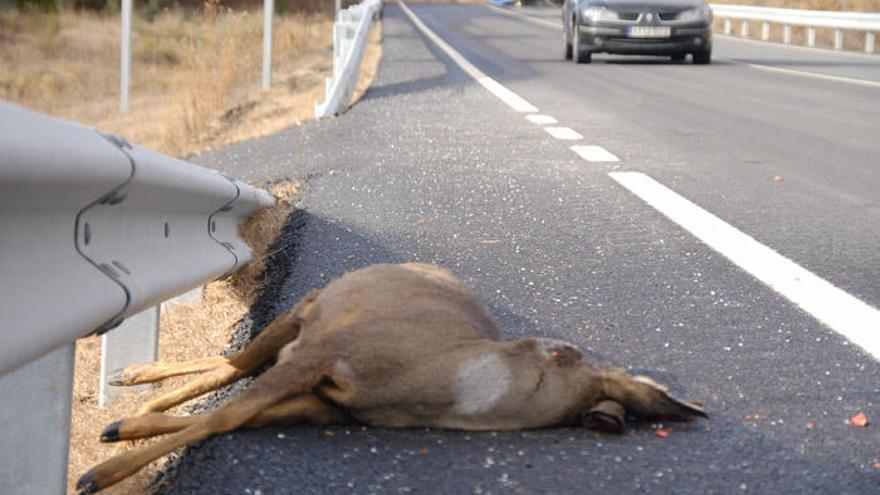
[627,26,671,38]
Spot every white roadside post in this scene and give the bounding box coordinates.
[807,26,816,46]
[262,0,274,91]
[99,306,160,405]
[834,29,843,49]
[120,0,132,114]
[761,21,770,40]
[783,24,792,44]
[867,32,876,53]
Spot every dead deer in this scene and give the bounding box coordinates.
[77,263,706,494]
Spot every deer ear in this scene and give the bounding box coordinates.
[631,375,708,419]
[603,372,707,420]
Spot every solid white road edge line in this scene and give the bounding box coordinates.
[571,145,620,162]
[399,1,539,113]
[609,171,880,361]
[527,114,559,125]
[544,127,584,140]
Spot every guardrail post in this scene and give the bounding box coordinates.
[262,0,274,91]
[761,22,770,41]
[99,306,160,405]
[833,29,843,50]
[0,344,75,495]
[741,20,749,37]
[783,24,792,44]
[723,18,731,35]
[807,27,816,47]
[867,32,876,53]
[120,0,132,114]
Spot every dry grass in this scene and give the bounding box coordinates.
[68,181,299,494]
[63,17,381,493]
[0,8,337,157]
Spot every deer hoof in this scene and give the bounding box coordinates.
[583,400,626,432]
[100,421,122,443]
[76,470,101,495]
[107,369,129,386]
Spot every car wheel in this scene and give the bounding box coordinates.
[564,29,572,60]
[671,53,686,62]
[572,22,591,64]
[693,49,711,64]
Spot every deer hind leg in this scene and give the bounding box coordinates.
[78,353,329,495]
[122,289,323,415]
[101,394,349,442]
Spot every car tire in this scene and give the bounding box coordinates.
[671,53,686,62]
[572,23,591,64]
[693,49,711,64]
[564,30,572,60]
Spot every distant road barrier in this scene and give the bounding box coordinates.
[711,3,880,53]
[0,102,274,494]
[315,0,383,118]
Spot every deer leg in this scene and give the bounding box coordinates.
[102,394,349,442]
[109,356,227,386]
[77,353,329,495]
[130,289,323,415]
[582,400,626,432]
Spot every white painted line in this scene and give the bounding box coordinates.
[738,61,880,89]
[526,114,558,125]
[571,145,619,162]
[399,1,539,113]
[486,4,561,30]
[544,127,583,140]
[609,171,880,361]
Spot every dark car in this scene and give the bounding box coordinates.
[562,0,713,64]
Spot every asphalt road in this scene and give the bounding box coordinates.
[164,3,880,493]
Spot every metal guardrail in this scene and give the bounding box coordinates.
[0,101,274,494]
[315,0,383,118]
[711,3,880,52]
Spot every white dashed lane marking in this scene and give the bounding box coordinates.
[526,114,559,125]
[610,171,880,360]
[544,127,583,140]
[571,145,620,162]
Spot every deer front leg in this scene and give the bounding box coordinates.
[78,354,329,494]
[582,400,626,432]
[102,394,350,442]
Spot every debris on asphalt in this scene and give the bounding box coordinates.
[655,429,671,438]
[774,175,783,182]
[850,413,869,427]
[804,422,816,430]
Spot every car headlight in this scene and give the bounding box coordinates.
[678,4,712,22]
[583,6,619,23]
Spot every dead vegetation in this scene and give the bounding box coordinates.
[0,7,384,157]
[50,6,382,493]
[69,180,299,494]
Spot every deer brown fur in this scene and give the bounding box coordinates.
[77,263,706,494]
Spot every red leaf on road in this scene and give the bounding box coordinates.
[850,413,869,427]
[804,422,816,430]
[655,429,671,438]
